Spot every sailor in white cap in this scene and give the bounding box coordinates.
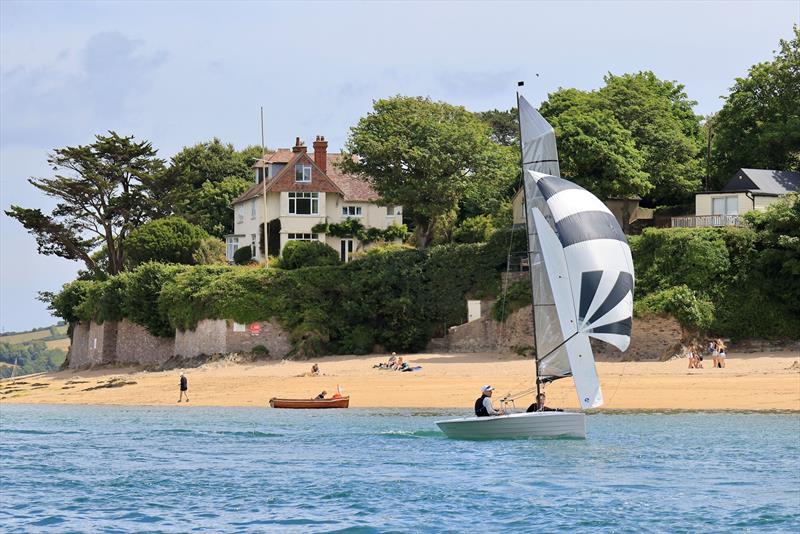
[474,385,502,417]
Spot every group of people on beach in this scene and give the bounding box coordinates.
[373,352,418,372]
[687,339,727,369]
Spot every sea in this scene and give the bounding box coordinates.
[0,405,798,533]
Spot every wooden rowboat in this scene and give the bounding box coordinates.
[269,396,350,409]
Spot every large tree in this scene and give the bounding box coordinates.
[711,26,800,187]
[6,132,164,275]
[341,96,500,248]
[151,139,263,236]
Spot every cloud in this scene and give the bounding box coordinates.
[0,31,167,148]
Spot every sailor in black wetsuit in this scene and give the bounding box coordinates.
[526,392,562,412]
[474,385,502,417]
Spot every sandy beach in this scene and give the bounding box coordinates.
[2,351,798,411]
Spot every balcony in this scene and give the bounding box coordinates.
[670,214,742,228]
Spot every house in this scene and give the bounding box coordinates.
[227,136,402,262]
[672,168,799,227]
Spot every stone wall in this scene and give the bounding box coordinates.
[174,319,227,359]
[115,319,174,365]
[68,321,118,368]
[226,320,291,358]
[428,304,683,361]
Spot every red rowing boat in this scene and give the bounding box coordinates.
[269,396,350,409]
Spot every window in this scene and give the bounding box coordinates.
[237,204,244,222]
[251,199,257,219]
[342,206,362,217]
[712,196,738,215]
[288,192,319,215]
[295,164,312,182]
[225,236,240,262]
[251,234,257,256]
[387,205,397,216]
[287,233,319,241]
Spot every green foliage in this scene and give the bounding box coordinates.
[541,71,704,205]
[0,340,66,379]
[192,237,228,265]
[122,262,186,337]
[635,285,715,332]
[47,280,99,324]
[151,139,262,237]
[454,215,495,243]
[125,216,209,267]
[341,95,503,247]
[5,132,165,275]
[278,241,341,270]
[311,221,409,244]
[711,27,800,187]
[475,107,518,146]
[492,278,532,322]
[233,245,254,265]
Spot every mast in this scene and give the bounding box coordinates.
[516,82,541,403]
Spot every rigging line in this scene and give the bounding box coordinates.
[522,159,559,165]
[538,331,580,363]
[605,358,629,407]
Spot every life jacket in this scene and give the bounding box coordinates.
[474,395,490,417]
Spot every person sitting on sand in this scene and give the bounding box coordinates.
[526,392,562,412]
[311,364,320,376]
[178,373,189,403]
[392,356,404,370]
[373,352,397,369]
[475,385,503,417]
[315,390,327,400]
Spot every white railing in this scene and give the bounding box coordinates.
[670,215,742,228]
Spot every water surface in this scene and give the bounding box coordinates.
[1,405,798,533]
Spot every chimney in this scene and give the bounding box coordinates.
[292,137,307,153]
[313,135,328,173]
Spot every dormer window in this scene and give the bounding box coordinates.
[295,164,311,183]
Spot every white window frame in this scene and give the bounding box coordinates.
[287,233,319,241]
[711,195,738,215]
[288,192,319,215]
[386,205,397,217]
[237,204,244,223]
[225,236,240,262]
[251,233,257,256]
[295,164,312,183]
[251,199,257,220]
[340,238,354,262]
[342,206,362,217]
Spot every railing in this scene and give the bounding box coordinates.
[670,215,742,228]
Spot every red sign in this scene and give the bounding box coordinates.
[248,323,261,336]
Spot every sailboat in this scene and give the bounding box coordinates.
[436,90,635,439]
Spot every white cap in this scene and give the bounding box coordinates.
[481,385,494,392]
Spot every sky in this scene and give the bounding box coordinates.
[0,0,797,332]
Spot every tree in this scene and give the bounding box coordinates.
[193,237,228,265]
[598,72,704,204]
[151,139,263,236]
[6,132,164,275]
[341,96,501,248]
[711,26,800,186]
[125,216,209,267]
[475,108,518,146]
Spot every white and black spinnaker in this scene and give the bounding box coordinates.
[519,94,635,409]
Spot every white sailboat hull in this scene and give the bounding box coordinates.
[435,411,586,440]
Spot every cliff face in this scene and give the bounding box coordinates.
[68,319,292,369]
[427,305,683,361]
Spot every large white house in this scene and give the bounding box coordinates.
[227,136,402,262]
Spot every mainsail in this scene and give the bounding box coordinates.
[518,94,635,409]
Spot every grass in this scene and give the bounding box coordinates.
[46,338,71,351]
[0,324,69,345]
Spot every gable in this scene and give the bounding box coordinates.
[265,152,344,195]
[722,170,759,192]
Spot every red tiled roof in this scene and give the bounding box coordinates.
[327,154,379,202]
[233,152,380,204]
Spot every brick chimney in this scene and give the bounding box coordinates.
[292,137,307,153]
[313,135,328,172]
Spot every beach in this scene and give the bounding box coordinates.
[2,351,798,411]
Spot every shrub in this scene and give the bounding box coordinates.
[122,262,186,337]
[635,285,715,332]
[126,216,209,267]
[192,237,227,265]
[492,278,531,322]
[454,215,495,243]
[233,245,254,265]
[278,241,341,269]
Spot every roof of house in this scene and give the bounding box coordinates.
[722,169,800,195]
[233,152,379,204]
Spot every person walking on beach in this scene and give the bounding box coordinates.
[178,373,189,403]
[475,385,503,417]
